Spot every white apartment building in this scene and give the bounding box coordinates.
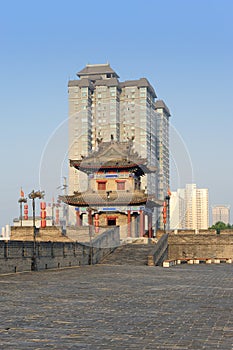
[212,205,230,225]
[68,63,170,226]
[155,100,171,228]
[170,184,209,230]
[170,189,185,229]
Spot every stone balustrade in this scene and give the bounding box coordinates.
[147,233,168,266]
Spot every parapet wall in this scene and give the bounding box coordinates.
[10,226,71,242]
[168,233,233,260]
[148,234,168,266]
[0,227,120,274]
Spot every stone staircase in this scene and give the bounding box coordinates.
[100,243,154,266]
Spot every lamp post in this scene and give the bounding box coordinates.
[51,201,56,225]
[18,197,27,226]
[57,176,69,226]
[28,190,45,271]
[87,206,97,265]
[165,194,171,232]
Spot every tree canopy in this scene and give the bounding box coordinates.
[209,221,233,230]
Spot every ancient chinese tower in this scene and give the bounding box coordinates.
[61,140,163,239]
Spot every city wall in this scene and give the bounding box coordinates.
[168,233,233,260]
[10,226,71,242]
[0,227,120,274]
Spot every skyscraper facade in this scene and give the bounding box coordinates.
[68,63,170,226]
[170,189,185,229]
[170,184,209,230]
[212,205,230,225]
[155,100,171,227]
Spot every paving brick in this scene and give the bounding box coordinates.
[0,264,232,349]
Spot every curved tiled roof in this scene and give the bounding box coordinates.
[70,141,157,174]
[60,190,163,208]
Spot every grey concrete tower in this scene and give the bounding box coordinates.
[68,63,171,228]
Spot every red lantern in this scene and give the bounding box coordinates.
[24,204,28,220]
[40,202,46,210]
[40,202,46,226]
[163,202,167,223]
[41,219,46,228]
[41,211,46,219]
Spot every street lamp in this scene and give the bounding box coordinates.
[18,197,27,227]
[165,194,171,232]
[87,206,97,265]
[28,190,45,271]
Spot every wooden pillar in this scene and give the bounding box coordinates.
[55,208,59,225]
[88,208,93,238]
[136,215,140,237]
[148,213,152,238]
[94,213,99,234]
[127,210,131,237]
[139,210,144,237]
[143,211,145,236]
[88,209,92,226]
[131,215,136,238]
[76,209,81,227]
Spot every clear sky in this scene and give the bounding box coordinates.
[0,0,232,228]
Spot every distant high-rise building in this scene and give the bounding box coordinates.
[155,100,171,228]
[68,63,171,226]
[212,205,230,225]
[170,184,209,230]
[170,189,185,229]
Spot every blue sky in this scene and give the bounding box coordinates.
[0,0,232,227]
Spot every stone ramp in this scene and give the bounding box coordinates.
[100,244,153,266]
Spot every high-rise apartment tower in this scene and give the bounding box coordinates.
[212,205,230,225]
[170,184,209,230]
[68,63,170,226]
[155,100,171,227]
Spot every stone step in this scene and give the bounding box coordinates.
[100,244,153,266]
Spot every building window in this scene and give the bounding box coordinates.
[97,181,106,190]
[116,181,125,190]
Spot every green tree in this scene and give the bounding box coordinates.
[209,221,233,231]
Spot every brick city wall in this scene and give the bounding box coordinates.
[168,233,233,260]
[0,227,120,274]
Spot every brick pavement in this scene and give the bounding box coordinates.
[0,264,232,349]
